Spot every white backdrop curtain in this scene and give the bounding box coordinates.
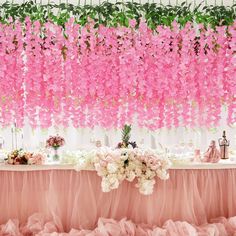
[0,110,235,152]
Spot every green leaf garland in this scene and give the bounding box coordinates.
[0,1,235,28]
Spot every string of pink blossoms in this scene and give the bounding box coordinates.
[0,19,235,129]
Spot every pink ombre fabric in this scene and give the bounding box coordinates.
[0,169,236,235]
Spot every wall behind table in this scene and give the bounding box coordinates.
[0,111,235,152]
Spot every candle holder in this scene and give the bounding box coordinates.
[194,149,201,162]
[218,131,230,159]
[0,137,4,150]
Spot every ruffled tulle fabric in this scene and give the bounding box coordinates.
[1,213,236,236]
[1,169,236,235]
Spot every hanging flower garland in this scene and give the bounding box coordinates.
[0,20,24,127]
[0,19,235,129]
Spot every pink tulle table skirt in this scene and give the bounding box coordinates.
[0,169,236,234]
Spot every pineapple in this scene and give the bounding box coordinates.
[117,125,137,148]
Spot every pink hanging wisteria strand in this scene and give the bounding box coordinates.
[0,19,235,129]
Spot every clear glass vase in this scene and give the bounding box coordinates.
[52,147,60,162]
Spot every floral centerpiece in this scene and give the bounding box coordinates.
[46,135,65,161]
[76,147,171,195]
[117,125,137,149]
[7,149,44,165]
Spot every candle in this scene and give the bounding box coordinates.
[14,122,17,150]
[11,127,14,150]
[21,133,24,149]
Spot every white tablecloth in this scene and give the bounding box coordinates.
[0,159,236,171]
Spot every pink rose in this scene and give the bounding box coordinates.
[30,154,44,165]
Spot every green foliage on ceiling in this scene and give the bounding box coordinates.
[0,1,235,28]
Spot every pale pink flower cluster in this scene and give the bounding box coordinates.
[28,153,45,165]
[78,148,171,195]
[7,149,45,165]
[136,154,171,194]
[46,135,65,149]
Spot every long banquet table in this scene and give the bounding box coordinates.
[0,161,236,234]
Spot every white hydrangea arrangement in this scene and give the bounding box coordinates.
[76,147,171,195]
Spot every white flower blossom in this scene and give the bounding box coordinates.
[137,178,156,195]
[101,178,111,192]
[156,169,169,180]
[126,171,136,182]
[107,162,118,174]
[74,147,170,195]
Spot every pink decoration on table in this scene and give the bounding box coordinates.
[202,140,221,163]
[77,148,171,195]
[7,149,45,165]
[95,140,102,148]
[0,19,235,129]
[29,154,44,165]
[46,135,65,161]
[194,149,201,162]
[46,135,65,149]
[7,149,33,165]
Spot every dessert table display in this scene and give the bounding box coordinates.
[0,0,236,235]
[0,126,236,235]
[0,148,236,235]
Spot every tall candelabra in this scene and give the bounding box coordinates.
[11,122,24,151]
